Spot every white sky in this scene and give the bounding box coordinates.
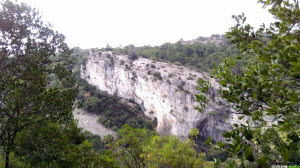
[20,0,274,49]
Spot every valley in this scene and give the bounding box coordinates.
[1,0,299,167]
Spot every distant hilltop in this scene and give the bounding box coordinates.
[180,34,228,45]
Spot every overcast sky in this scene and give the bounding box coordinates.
[20,0,274,49]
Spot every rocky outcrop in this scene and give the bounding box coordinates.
[181,36,227,45]
[81,50,238,140]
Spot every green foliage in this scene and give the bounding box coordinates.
[174,61,182,66]
[82,131,106,153]
[12,121,108,167]
[0,0,78,167]
[194,78,211,112]
[76,78,156,131]
[190,128,200,140]
[107,124,155,167]
[0,151,31,168]
[0,117,116,167]
[195,0,300,167]
[121,44,139,60]
[0,1,117,167]
[108,124,212,168]
[114,37,243,72]
[143,136,211,168]
[84,96,102,113]
[153,72,163,80]
[128,52,138,60]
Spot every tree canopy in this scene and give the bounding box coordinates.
[196,0,300,167]
[112,36,242,72]
[0,0,77,167]
[107,124,212,168]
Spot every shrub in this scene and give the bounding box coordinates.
[128,52,138,60]
[153,72,162,80]
[187,76,194,80]
[174,62,181,66]
[77,79,156,131]
[125,64,130,70]
[150,56,159,61]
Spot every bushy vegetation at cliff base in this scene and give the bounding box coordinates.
[76,78,156,131]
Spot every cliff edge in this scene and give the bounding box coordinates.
[81,50,238,140]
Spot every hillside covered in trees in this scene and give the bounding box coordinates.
[112,36,243,71]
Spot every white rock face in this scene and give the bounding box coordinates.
[81,50,237,140]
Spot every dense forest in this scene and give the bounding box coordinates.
[113,37,240,71]
[0,0,299,167]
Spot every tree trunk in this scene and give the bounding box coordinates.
[5,148,10,168]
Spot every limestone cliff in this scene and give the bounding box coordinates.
[81,50,237,140]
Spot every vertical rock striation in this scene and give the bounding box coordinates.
[81,50,237,140]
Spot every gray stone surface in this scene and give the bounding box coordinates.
[81,50,239,141]
[73,108,116,139]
